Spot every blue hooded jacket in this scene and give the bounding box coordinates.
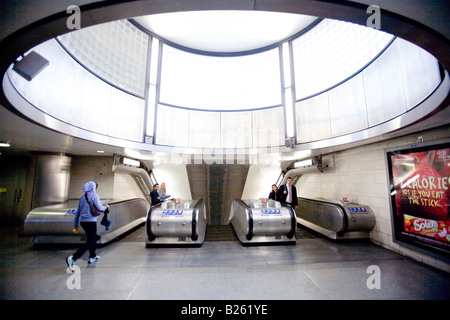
[74,181,108,227]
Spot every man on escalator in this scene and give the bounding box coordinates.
[150,183,164,206]
[277,176,298,209]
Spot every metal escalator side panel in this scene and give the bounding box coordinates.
[296,197,376,239]
[231,199,297,245]
[230,199,252,242]
[25,198,148,244]
[297,198,346,233]
[342,204,376,232]
[251,206,293,236]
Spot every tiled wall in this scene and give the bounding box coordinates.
[68,156,144,202]
[68,156,114,200]
[112,173,147,202]
[296,126,450,272]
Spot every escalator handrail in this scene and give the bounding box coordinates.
[232,198,253,241]
[107,198,146,206]
[297,196,348,234]
[146,202,163,241]
[191,199,204,241]
[283,204,297,239]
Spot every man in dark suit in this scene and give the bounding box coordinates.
[277,176,298,209]
[150,183,163,206]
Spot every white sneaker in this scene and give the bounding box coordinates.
[66,255,75,272]
[88,255,101,264]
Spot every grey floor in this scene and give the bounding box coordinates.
[1,226,449,300]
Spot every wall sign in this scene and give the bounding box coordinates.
[387,140,449,256]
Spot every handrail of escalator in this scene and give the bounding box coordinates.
[146,202,162,241]
[107,198,146,206]
[191,198,204,241]
[296,196,348,235]
[297,196,345,207]
[233,198,250,208]
[284,204,297,239]
[232,198,253,241]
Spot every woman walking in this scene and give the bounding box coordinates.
[66,181,109,271]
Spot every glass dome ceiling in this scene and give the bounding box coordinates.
[133,11,318,53]
[56,12,395,112]
[3,10,444,156]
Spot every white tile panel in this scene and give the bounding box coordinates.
[328,73,368,137]
[396,38,441,110]
[293,19,394,100]
[58,20,148,97]
[155,105,189,147]
[221,111,252,149]
[252,107,285,147]
[189,110,221,148]
[296,92,331,142]
[31,39,77,123]
[363,40,407,127]
[108,88,145,141]
[69,63,111,135]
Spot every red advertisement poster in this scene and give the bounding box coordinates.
[388,142,449,256]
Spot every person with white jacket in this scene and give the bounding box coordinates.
[66,181,109,271]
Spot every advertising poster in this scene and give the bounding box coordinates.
[387,142,449,256]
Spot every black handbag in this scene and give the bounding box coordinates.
[85,194,102,217]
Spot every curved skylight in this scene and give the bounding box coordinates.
[58,20,148,97]
[159,45,282,110]
[133,11,318,53]
[5,10,442,154]
[293,19,395,100]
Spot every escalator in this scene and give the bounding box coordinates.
[24,198,149,244]
[229,198,297,245]
[186,163,249,228]
[296,197,376,240]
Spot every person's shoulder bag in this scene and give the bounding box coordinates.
[85,194,103,216]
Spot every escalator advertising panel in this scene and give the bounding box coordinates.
[387,141,449,256]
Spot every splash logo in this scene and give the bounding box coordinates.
[366,5,381,30]
[66,5,81,30]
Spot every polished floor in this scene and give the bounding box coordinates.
[0,226,449,300]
